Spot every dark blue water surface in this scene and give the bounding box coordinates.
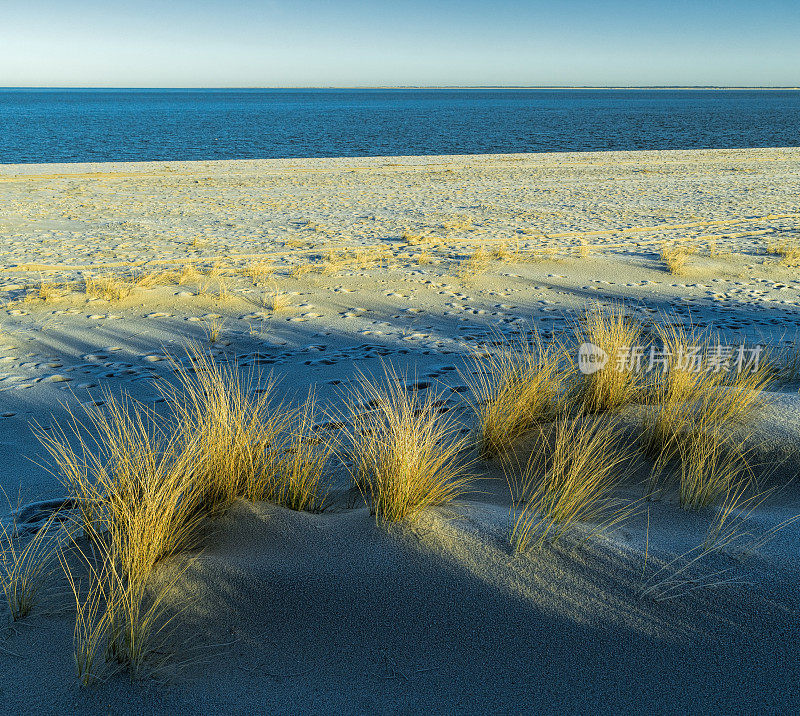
[1,89,799,163]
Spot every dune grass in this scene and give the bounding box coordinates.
[0,510,64,620]
[572,303,644,413]
[246,395,332,512]
[641,324,770,507]
[84,274,131,302]
[660,243,691,275]
[508,415,635,552]
[36,347,334,679]
[343,368,473,525]
[464,331,566,457]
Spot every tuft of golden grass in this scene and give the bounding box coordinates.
[133,269,179,289]
[161,347,293,510]
[508,415,634,552]
[1,510,64,620]
[642,324,770,507]
[178,265,201,286]
[84,274,131,302]
[343,368,473,525]
[38,281,64,302]
[204,318,225,344]
[766,240,800,267]
[660,243,691,275]
[572,303,644,413]
[457,246,491,277]
[248,396,332,512]
[265,287,291,312]
[37,347,333,678]
[243,262,276,286]
[464,331,566,457]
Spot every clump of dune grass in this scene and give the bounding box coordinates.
[343,368,473,525]
[660,243,691,275]
[766,239,800,267]
[402,229,432,246]
[38,281,64,302]
[508,415,635,552]
[243,262,275,286]
[457,246,491,278]
[84,274,131,302]
[133,269,179,289]
[178,265,201,286]
[161,348,293,509]
[0,510,64,620]
[37,347,321,679]
[642,324,771,506]
[265,286,291,312]
[463,331,566,457]
[675,426,754,509]
[204,317,225,344]
[248,396,331,512]
[571,303,644,413]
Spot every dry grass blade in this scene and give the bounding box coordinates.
[343,366,473,526]
[509,415,636,552]
[463,330,566,457]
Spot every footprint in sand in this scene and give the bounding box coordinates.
[145,312,173,318]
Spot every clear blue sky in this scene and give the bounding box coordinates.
[2,0,798,87]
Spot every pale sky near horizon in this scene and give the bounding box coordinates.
[2,0,799,87]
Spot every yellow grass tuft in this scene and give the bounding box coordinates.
[343,368,473,525]
[464,331,566,457]
[84,274,131,302]
[457,246,491,277]
[243,262,276,285]
[641,324,770,507]
[766,239,800,267]
[508,415,634,552]
[660,243,691,275]
[248,396,332,512]
[572,304,644,413]
[36,347,330,678]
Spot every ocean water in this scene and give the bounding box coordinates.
[1,88,799,164]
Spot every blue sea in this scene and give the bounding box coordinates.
[1,89,799,164]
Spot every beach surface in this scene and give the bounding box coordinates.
[1,148,800,712]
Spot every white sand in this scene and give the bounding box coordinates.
[1,148,800,712]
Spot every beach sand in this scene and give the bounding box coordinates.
[1,148,799,712]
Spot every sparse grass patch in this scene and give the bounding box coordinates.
[641,324,770,506]
[248,396,331,512]
[508,415,635,552]
[1,510,64,620]
[84,275,131,302]
[766,239,800,267]
[457,246,491,277]
[243,262,275,286]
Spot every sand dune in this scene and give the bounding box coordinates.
[1,149,800,712]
